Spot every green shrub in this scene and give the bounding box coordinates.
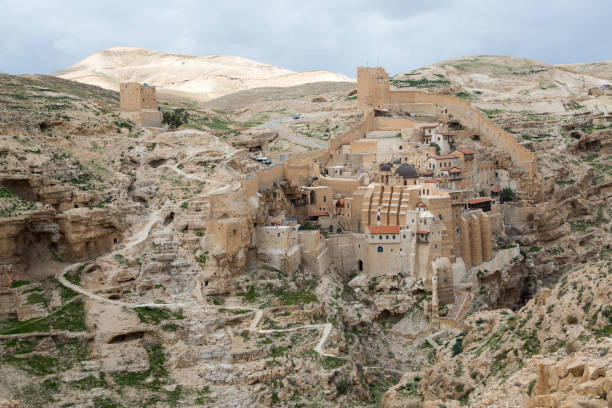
[11,280,30,288]
[451,336,464,356]
[500,187,516,203]
[162,108,188,129]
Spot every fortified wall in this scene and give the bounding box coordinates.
[351,67,537,178]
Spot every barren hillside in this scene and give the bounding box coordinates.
[0,53,610,407]
[392,55,611,114]
[54,47,354,102]
[557,60,612,80]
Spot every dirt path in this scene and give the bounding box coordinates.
[53,148,338,358]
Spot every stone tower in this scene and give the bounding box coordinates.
[357,67,390,108]
[119,83,162,127]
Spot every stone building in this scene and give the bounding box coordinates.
[195,65,525,311]
[119,82,163,127]
[254,224,301,273]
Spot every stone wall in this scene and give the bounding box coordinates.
[353,67,536,178]
[374,117,417,131]
[326,233,364,275]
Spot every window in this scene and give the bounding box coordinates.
[379,235,382,240]
[371,235,374,239]
[403,235,406,238]
[277,233,280,238]
[392,235,395,239]
[438,214,443,220]
[386,235,389,239]
[323,196,326,202]
[377,246,383,253]
[435,243,438,248]
[347,203,350,208]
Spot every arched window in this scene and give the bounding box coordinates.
[323,196,326,202]
[379,235,382,240]
[438,214,443,220]
[377,246,383,253]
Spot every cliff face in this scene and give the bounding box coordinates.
[381,259,611,407]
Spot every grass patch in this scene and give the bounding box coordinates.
[0,298,87,334]
[134,307,184,325]
[391,77,451,88]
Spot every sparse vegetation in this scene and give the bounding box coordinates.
[162,108,189,129]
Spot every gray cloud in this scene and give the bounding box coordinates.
[0,0,609,76]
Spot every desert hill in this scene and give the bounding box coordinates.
[557,60,612,80]
[392,55,611,115]
[53,46,354,102]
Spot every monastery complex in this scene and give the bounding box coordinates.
[123,67,538,323]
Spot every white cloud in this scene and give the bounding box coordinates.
[0,0,609,76]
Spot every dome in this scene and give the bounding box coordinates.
[379,163,392,172]
[395,163,418,178]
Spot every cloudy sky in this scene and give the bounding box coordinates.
[0,0,610,77]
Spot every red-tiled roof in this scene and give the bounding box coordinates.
[309,211,328,217]
[416,201,426,208]
[455,147,474,155]
[416,230,430,235]
[491,188,501,193]
[419,171,434,176]
[374,108,389,113]
[420,123,439,129]
[367,225,400,234]
[336,199,345,207]
[425,179,438,183]
[448,167,464,173]
[271,220,283,225]
[467,197,491,205]
[431,154,459,160]
[341,141,351,145]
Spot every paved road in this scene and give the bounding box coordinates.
[258,117,327,150]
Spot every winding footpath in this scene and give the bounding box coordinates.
[51,150,338,359]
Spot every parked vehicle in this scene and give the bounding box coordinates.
[293,113,300,119]
[254,157,271,165]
